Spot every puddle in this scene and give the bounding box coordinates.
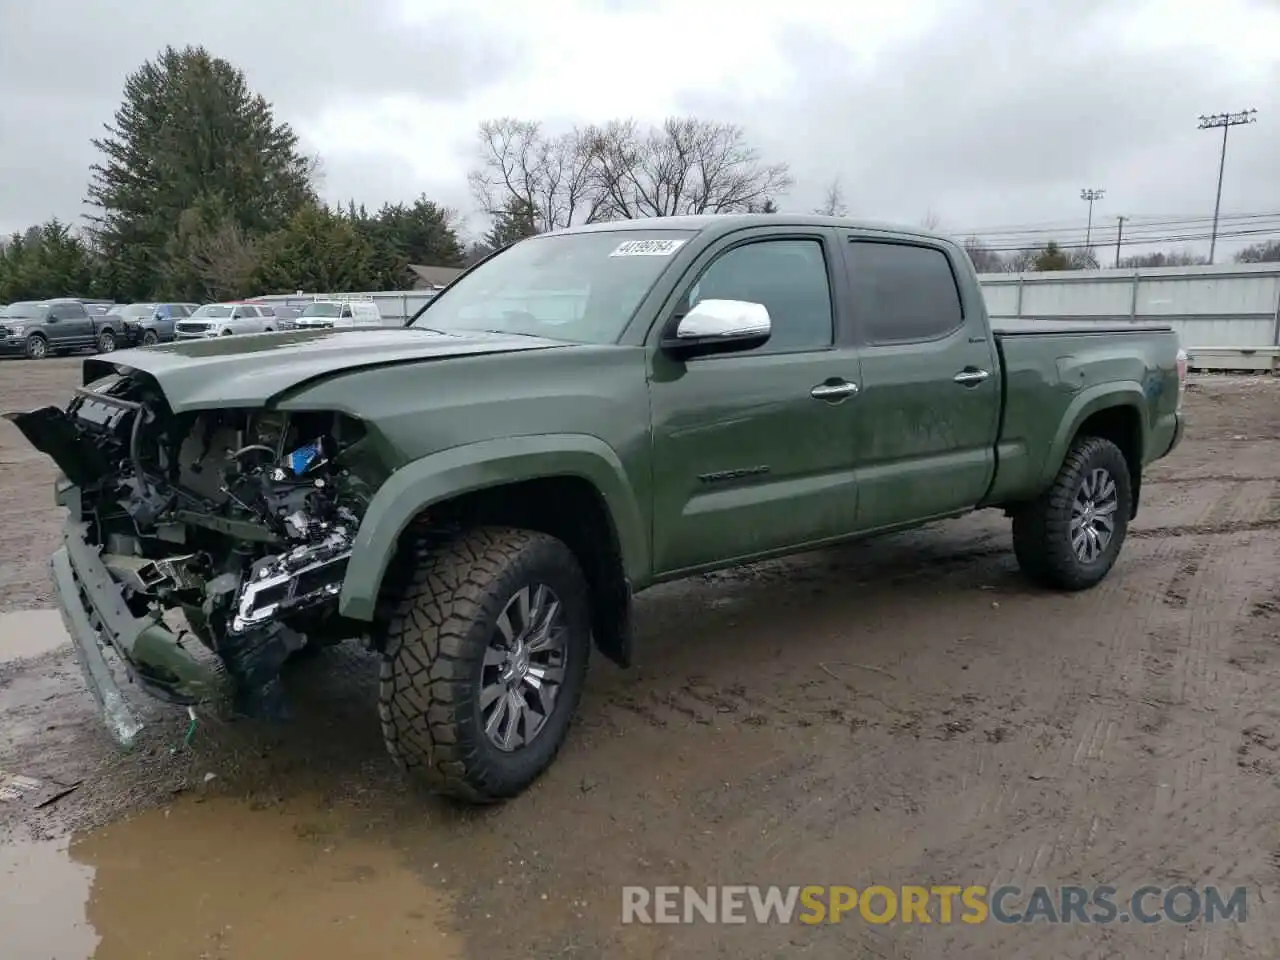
[0,834,98,959]
[0,609,69,664]
[1,796,461,959]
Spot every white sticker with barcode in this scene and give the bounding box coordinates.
[609,238,687,257]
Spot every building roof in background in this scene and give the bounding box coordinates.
[409,264,464,289]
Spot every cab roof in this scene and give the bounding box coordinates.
[545,213,951,243]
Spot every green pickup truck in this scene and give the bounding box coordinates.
[8,215,1186,802]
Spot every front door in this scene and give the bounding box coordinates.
[649,231,862,576]
[842,238,1001,530]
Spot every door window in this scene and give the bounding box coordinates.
[683,239,833,354]
[847,241,964,344]
[50,302,87,320]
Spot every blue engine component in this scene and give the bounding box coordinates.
[285,439,325,476]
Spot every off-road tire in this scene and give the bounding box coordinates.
[24,333,47,359]
[378,526,591,803]
[97,329,116,353]
[1012,435,1132,591]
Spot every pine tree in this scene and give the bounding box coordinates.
[483,198,539,250]
[86,45,315,299]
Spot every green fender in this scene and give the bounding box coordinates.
[1036,381,1148,490]
[338,434,648,621]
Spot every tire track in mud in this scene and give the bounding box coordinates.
[887,485,1271,958]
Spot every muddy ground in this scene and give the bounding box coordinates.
[2,357,1280,959]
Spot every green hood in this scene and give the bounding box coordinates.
[84,327,568,412]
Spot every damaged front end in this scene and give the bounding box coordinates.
[8,367,378,744]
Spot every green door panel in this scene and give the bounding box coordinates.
[337,434,648,620]
[648,349,862,574]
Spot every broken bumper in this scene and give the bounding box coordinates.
[49,506,229,748]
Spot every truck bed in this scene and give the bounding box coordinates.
[983,320,1182,508]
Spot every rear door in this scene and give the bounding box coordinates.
[842,236,1000,530]
[647,228,863,575]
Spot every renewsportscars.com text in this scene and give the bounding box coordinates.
[621,884,1248,926]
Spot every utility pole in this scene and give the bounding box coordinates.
[1081,188,1105,247]
[1114,216,1126,268]
[1198,109,1257,264]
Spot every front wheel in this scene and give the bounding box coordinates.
[377,526,591,802]
[97,329,116,353]
[142,329,159,346]
[1012,435,1132,591]
[24,333,48,359]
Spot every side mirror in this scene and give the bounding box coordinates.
[661,299,771,359]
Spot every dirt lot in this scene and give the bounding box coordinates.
[2,357,1280,959]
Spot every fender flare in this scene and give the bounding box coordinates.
[337,434,648,621]
[1036,381,1148,491]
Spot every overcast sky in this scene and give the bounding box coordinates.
[1,0,1277,258]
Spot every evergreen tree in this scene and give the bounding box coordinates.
[254,204,379,293]
[0,220,99,302]
[86,45,315,299]
[483,197,539,250]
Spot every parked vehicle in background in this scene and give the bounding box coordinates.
[0,298,129,358]
[267,304,301,330]
[294,297,383,329]
[11,215,1186,803]
[105,303,198,345]
[174,302,278,339]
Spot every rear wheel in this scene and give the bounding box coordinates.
[1012,435,1131,591]
[24,333,47,359]
[97,329,116,353]
[378,526,591,802]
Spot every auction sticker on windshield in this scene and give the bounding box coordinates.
[610,239,687,257]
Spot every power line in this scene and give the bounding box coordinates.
[956,209,1280,240]
[974,223,1280,254]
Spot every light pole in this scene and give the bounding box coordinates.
[1198,109,1257,264]
[1081,188,1105,248]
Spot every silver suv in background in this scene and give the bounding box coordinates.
[174,302,278,339]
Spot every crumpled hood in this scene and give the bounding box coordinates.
[85,327,569,412]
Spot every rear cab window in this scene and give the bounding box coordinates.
[846,240,965,344]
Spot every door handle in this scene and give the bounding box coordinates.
[810,380,860,402]
[953,368,991,386]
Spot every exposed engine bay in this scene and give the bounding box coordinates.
[10,368,376,720]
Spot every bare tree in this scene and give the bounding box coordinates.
[813,177,848,217]
[468,116,792,230]
[962,236,1004,273]
[919,209,942,231]
[188,220,258,299]
[586,117,792,219]
[467,119,605,232]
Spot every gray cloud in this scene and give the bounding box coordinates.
[0,0,523,233]
[0,0,1275,260]
[679,2,1279,256]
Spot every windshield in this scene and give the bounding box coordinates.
[408,229,696,343]
[1,302,49,319]
[107,304,155,318]
[301,303,342,318]
[192,305,233,319]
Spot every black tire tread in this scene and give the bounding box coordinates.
[1012,435,1131,591]
[377,525,586,803]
